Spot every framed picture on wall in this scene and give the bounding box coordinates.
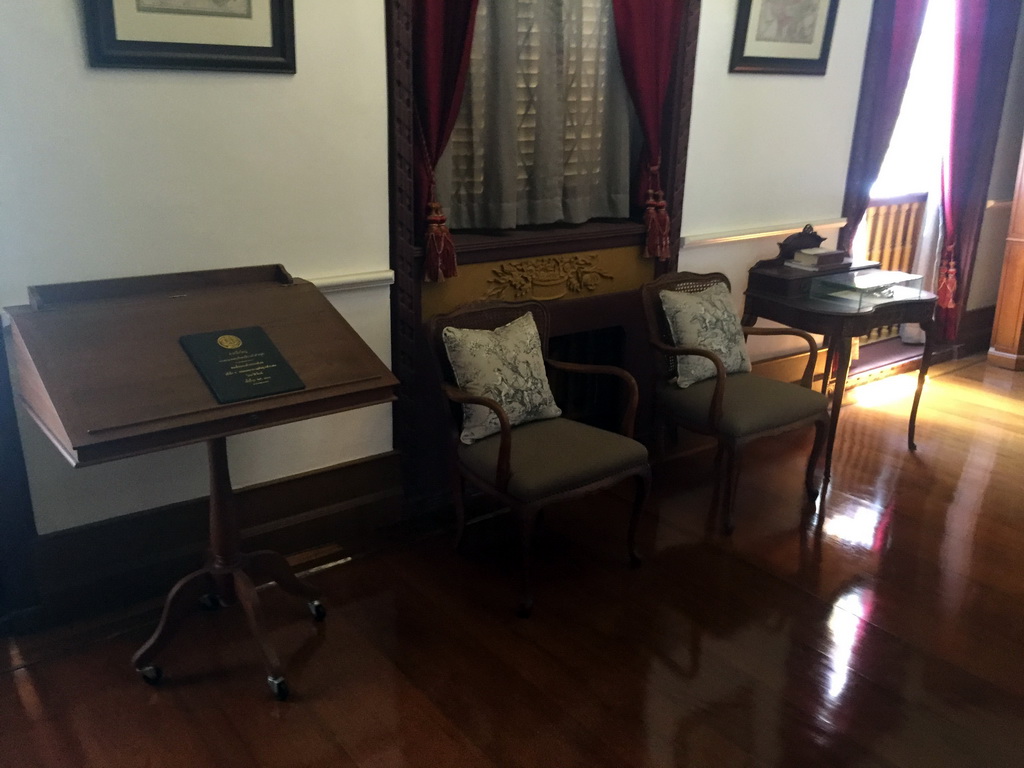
[729,0,839,75]
[82,0,295,73]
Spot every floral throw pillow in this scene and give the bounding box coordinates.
[660,283,752,388]
[443,312,562,444]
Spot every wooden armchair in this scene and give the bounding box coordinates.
[640,272,830,534]
[427,300,651,616]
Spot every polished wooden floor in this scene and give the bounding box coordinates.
[2,358,1023,767]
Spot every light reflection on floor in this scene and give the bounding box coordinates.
[850,366,1021,417]
[825,586,873,702]
[822,502,892,552]
[846,372,921,410]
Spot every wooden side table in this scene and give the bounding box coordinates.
[742,269,936,495]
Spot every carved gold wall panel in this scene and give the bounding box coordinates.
[422,245,653,318]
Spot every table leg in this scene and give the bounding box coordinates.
[208,436,240,602]
[822,336,852,489]
[908,318,934,451]
[821,336,836,395]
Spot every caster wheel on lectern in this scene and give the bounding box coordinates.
[138,665,163,686]
[308,600,326,622]
[267,676,289,701]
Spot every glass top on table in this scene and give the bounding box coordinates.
[808,269,927,312]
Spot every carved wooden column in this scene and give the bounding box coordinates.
[988,138,1024,370]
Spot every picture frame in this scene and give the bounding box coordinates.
[82,0,295,73]
[729,0,839,76]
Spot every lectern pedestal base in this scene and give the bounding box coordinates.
[131,438,323,700]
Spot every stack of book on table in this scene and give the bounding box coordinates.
[786,247,852,271]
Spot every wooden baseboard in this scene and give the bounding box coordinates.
[987,348,1024,370]
[8,452,406,633]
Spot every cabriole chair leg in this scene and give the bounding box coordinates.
[628,472,650,568]
[805,418,827,501]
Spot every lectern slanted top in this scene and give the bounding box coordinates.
[5,264,398,466]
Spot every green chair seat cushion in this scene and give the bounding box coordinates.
[658,373,828,438]
[458,418,648,503]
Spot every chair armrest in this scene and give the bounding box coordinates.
[648,340,728,429]
[545,358,639,437]
[741,326,819,388]
[442,383,513,491]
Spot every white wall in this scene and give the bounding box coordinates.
[679,1,872,359]
[0,1,393,533]
[682,1,872,242]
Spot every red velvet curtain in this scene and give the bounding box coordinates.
[936,0,1021,340]
[839,0,928,252]
[413,0,479,281]
[612,0,687,261]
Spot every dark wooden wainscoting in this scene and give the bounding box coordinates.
[548,325,628,433]
[547,290,655,440]
[10,452,404,633]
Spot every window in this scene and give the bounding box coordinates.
[853,0,954,264]
[869,0,954,199]
[434,0,636,231]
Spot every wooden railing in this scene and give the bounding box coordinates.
[863,192,927,272]
[861,192,928,341]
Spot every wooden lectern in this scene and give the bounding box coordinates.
[5,265,398,699]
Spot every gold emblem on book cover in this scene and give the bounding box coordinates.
[217,334,243,349]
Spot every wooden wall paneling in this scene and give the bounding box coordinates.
[25,452,401,630]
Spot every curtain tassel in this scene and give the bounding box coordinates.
[643,189,670,261]
[937,245,958,339]
[424,201,458,282]
[937,247,957,309]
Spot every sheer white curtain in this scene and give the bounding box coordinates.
[434,0,634,230]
